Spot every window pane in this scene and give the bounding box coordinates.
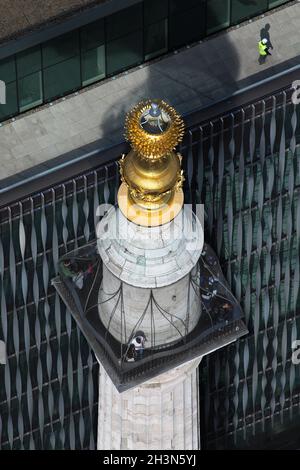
[82,45,106,86]
[16,46,41,78]
[169,3,206,49]
[231,0,268,24]
[107,30,143,75]
[207,0,230,34]
[145,19,168,60]
[18,71,43,112]
[0,56,16,83]
[42,30,80,68]
[144,0,168,25]
[0,81,18,121]
[81,19,105,51]
[268,0,289,6]
[106,4,142,41]
[170,0,200,14]
[43,56,81,100]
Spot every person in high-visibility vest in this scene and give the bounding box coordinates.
[258,38,271,63]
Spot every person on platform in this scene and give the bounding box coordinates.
[60,259,74,278]
[125,344,136,363]
[60,259,84,289]
[131,335,146,361]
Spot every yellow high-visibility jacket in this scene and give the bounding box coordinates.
[258,41,267,56]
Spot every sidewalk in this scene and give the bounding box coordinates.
[0,1,299,182]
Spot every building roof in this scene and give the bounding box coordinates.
[0,0,109,44]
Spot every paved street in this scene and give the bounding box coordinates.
[0,1,299,182]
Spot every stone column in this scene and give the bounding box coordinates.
[97,357,201,450]
[97,206,203,346]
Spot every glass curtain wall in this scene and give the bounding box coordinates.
[17,46,43,112]
[81,19,106,86]
[144,0,169,60]
[43,31,81,101]
[0,164,118,449]
[169,0,206,49]
[0,57,18,119]
[0,0,291,122]
[231,0,268,24]
[182,89,300,450]
[106,5,143,75]
[207,0,231,34]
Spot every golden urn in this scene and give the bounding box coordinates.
[118,99,185,226]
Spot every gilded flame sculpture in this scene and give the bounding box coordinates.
[118,99,185,226]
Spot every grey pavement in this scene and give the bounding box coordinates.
[0,2,300,182]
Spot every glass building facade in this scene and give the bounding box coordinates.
[0,0,291,123]
[0,164,118,449]
[0,82,299,449]
[187,89,300,449]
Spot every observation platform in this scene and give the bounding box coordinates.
[52,241,247,392]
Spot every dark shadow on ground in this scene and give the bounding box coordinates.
[260,22,273,50]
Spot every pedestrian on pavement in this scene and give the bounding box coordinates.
[258,38,271,64]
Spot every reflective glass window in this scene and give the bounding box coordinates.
[144,0,168,25]
[16,46,42,77]
[18,72,43,112]
[43,56,81,100]
[82,45,106,85]
[207,0,230,34]
[16,46,43,112]
[145,19,168,60]
[81,19,106,85]
[169,1,206,49]
[144,0,168,60]
[107,30,143,75]
[43,31,80,100]
[106,4,142,42]
[231,0,268,24]
[0,56,16,83]
[268,0,289,6]
[42,30,80,68]
[81,19,105,51]
[170,0,200,14]
[0,81,18,120]
[0,57,18,120]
